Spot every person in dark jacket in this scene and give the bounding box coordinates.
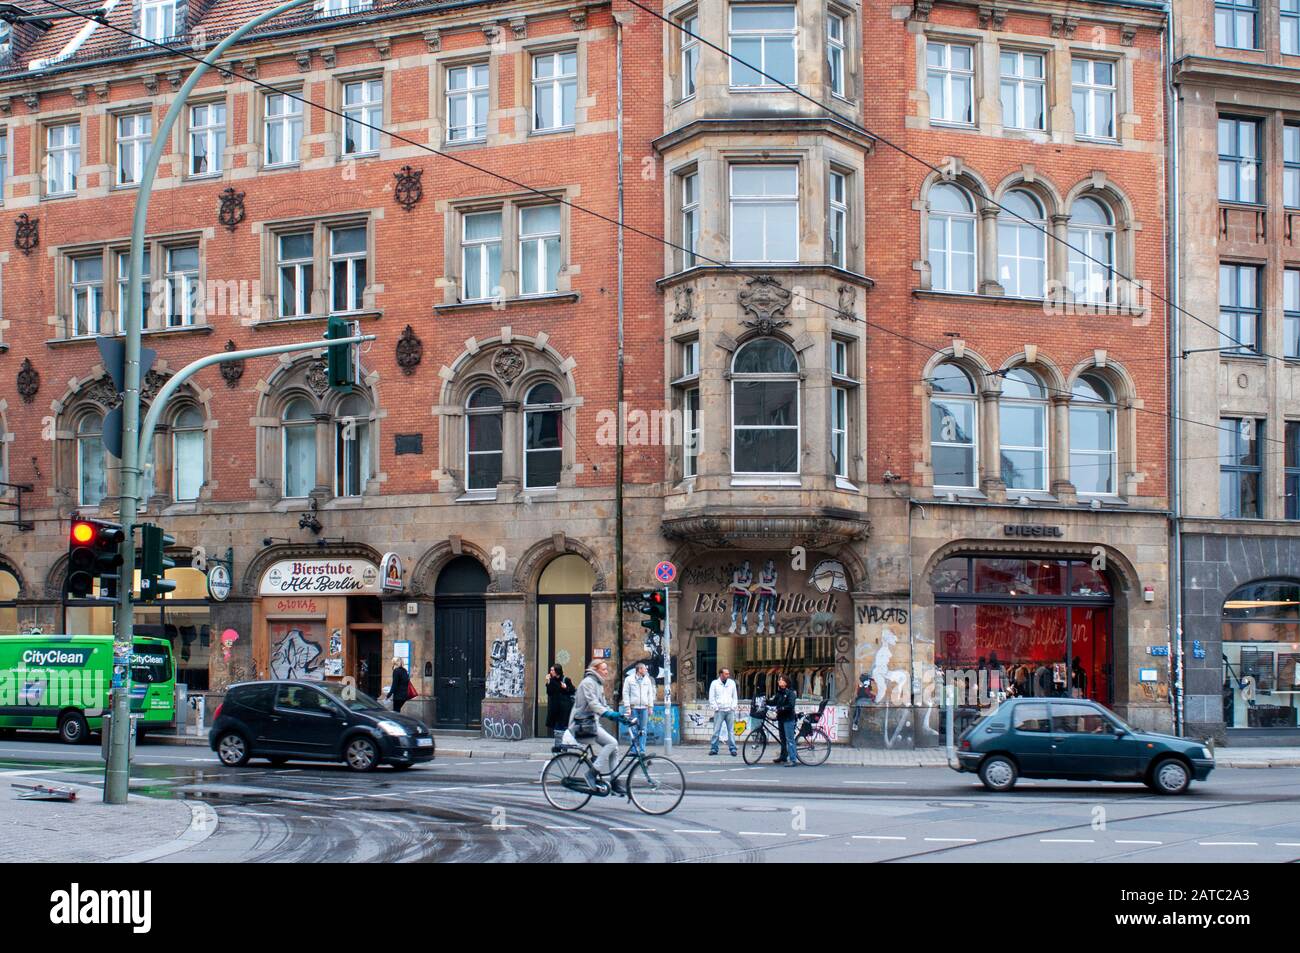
[769,674,800,766]
[545,664,576,751]
[387,657,411,712]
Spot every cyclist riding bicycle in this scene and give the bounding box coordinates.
[563,659,632,795]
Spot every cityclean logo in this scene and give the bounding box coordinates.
[21,648,92,667]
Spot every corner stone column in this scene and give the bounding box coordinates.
[978,206,1004,296]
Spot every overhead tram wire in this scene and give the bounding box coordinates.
[27,0,1285,449]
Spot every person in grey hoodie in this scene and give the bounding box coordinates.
[564,659,631,794]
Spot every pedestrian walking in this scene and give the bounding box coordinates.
[622,662,656,754]
[707,668,739,756]
[387,657,411,713]
[769,674,799,766]
[545,664,576,752]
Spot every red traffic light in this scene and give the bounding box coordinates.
[71,521,96,545]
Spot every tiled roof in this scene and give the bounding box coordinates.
[0,0,504,78]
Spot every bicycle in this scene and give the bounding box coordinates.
[742,700,833,767]
[541,721,686,815]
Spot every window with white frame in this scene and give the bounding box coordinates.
[997,189,1046,298]
[466,386,504,491]
[999,368,1048,492]
[140,0,180,43]
[827,12,847,98]
[334,394,370,497]
[1070,374,1117,495]
[1066,197,1115,304]
[71,255,104,337]
[46,123,80,195]
[930,363,977,489]
[927,41,974,125]
[831,339,853,481]
[928,183,977,294]
[731,338,800,475]
[1215,0,1259,50]
[730,165,798,263]
[78,413,107,505]
[1000,50,1045,131]
[188,102,226,177]
[828,170,848,269]
[678,338,702,480]
[264,92,303,167]
[172,406,204,502]
[341,79,382,156]
[447,63,489,142]
[680,13,700,99]
[116,112,151,187]
[117,249,151,330]
[329,226,367,313]
[1219,116,1261,204]
[1071,58,1116,140]
[1286,269,1300,360]
[729,4,796,88]
[532,51,577,131]
[520,205,562,296]
[278,232,314,317]
[1287,124,1300,208]
[165,245,200,327]
[524,382,563,489]
[282,399,316,497]
[1285,0,1300,55]
[461,211,502,302]
[681,171,700,269]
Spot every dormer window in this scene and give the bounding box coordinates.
[317,0,373,17]
[139,0,181,43]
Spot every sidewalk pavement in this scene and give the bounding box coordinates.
[0,772,216,863]
[152,729,1300,767]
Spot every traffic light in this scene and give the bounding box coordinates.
[325,315,354,393]
[66,518,124,601]
[139,523,176,602]
[639,589,666,641]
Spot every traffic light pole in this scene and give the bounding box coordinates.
[106,0,335,805]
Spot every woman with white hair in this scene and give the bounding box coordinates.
[387,656,412,712]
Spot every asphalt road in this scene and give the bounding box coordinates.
[3,736,1298,862]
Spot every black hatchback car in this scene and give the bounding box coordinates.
[952,698,1214,795]
[210,680,435,771]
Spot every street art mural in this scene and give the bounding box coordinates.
[485,619,525,698]
[269,625,325,681]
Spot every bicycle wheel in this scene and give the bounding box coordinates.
[541,752,592,811]
[628,756,685,815]
[796,728,832,766]
[742,726,768,765]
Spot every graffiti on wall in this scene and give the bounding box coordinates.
[485,619,525,698]
[481,698,524,740]
[269,627,324,680]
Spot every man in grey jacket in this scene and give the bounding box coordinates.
[564,660,631,794]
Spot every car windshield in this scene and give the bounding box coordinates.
[319,682,386,712]
[130,645,171,684]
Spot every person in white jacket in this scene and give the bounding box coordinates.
[622,662,656,754]
[708,669,739,756]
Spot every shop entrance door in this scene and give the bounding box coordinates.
[353,629,382,700]
[434,556,489,730]
[535,555,596,737]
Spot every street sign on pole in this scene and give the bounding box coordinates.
[654,561,676,585]
[662,584,672,756]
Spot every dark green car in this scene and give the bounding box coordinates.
[952,698,1215,795]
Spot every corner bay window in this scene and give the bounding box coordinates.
[930,363,977,489]
[729,4,796,88]
[730,165,797,263]
[731,338,799,476]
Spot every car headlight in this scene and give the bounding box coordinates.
[378,720,408,737]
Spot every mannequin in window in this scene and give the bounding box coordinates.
[755,560,778,635]
[728,561,753,635]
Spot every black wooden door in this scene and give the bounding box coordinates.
[435,600,485,728]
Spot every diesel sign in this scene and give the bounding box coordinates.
[1003,524,1064,538]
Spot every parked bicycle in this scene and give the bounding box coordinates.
[743,698,832,766]
[541,722,685,815]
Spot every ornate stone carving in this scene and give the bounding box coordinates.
[910,1,934,21]
[295,50,312,72]
[1121,22,1138,46]
[94,83,110,102]
[218,187,245,232]
[14,213,38,255]
[220,340,245,387]
[141,369,168,403]
[738,275,792,333]
[1050,15,1078,38]
[306,360,330,397]
[166,70,183,91]
[492,346,525,384]
[373,37,391,59]
[82,377,120,408]
[510,16,527,39]
[569,7,588,29]
[396,325,423,376]
[423,29,441,53]
[977,5,1006,30]
[22,92,39,112]
[320,46,336,68]
[70,85,88,106]
[481,21,501,44]
[836,284,857,322]
[393,166,422,212]
[0,97,12,116]
[16,358,39,404]
[672,285,694,323]
[142,73,160,96]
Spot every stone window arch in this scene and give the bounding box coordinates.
[1062,179,1139,308]
[144,399,210,506]
[76,410,107,507]
[1065,359,1138,500]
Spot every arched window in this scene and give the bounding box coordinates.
[999,368,1047,492]
[930,363,977,489]
[524,382,563,489]
[997,189,1046,298]
[77,412,107,506]
[172,406,205,501]
[466,386,504,491]
[334,394,371,497]
[1070,374,1117,495]
[731,338,800,475]
[928,183,977,293]
[1067,197,1115,304]
[282,398,316,498]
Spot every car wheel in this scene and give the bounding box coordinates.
[216,731,251,767]
[58,712,89,745]
[978,755,1018,792]
[345,736,380,772]
[1149,757,1190,795]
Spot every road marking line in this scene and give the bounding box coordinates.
[842,780,907,785]
[1276,842,1300,847]
[739,831,786,837]
[229,811,285,818]
[325,795,370,800]
[544,825,591,831]
[673,829,721,835]
[1198,841,1258,846]
[484,823,526,829]
[798,833,828,839]
[853,835,906,841]
[925,837,977,843]
[687,771,707,775]
[1115,839,1163,845]
[610,827,655,833]
[1041,838,1094,843]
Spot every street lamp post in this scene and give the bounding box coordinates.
[105,0,316,804]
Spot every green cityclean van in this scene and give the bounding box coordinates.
[0,634,176,743]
